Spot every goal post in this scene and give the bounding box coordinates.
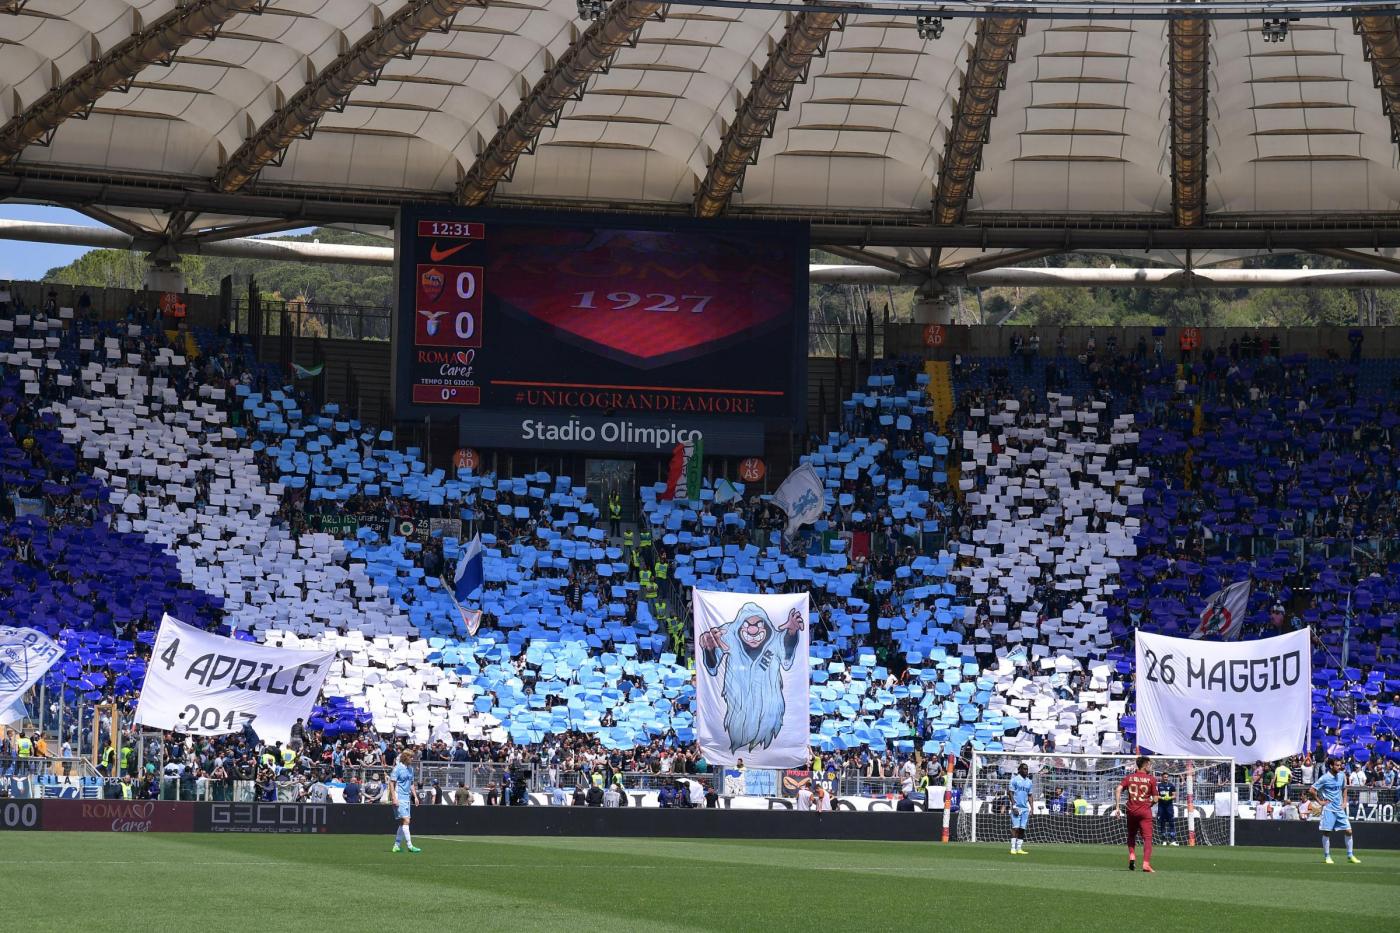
[959,751,1236,847]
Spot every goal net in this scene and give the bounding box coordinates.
[957,752,1236,847]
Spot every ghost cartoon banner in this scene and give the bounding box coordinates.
[694,589,810,769]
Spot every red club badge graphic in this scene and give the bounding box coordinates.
[487,228,794,369]
[420,267,446,303]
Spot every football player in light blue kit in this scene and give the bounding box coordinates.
[389,749,421,854]
[1008,762,1035,855]
[1306,756,1359,864]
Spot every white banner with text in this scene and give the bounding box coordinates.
[135,614,334,745]
[1136,628,1311,762]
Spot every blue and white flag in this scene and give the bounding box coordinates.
[713,478,741,506]
[441,535,484,637]
[0,626,63,726]
[771,463,825,537]
[454,534,484,602]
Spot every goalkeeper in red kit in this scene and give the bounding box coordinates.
[1113,755,1158,873]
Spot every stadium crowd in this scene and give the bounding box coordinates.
[0,284,1397,807]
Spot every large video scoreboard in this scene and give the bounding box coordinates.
[392,205,808,454]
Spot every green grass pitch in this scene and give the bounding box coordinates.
[5,834,1395,932]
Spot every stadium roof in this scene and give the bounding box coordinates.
[4,0,1400,273]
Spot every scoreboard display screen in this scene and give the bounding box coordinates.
[392,205,808,430]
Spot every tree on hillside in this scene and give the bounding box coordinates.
[41,236,1399,328]
[42,228,393,308]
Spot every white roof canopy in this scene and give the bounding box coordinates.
[3,0,1400,272]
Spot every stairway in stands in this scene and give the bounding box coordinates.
[164,329,201,360]
[924,360,955,429]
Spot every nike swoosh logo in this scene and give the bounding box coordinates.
[429,242,470,262]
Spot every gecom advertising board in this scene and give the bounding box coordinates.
[392,206,808,454]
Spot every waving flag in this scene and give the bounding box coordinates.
[292,362,324,379]
[454,534,483,602]
[661,439,702,501]
[1190,579,1251,640]
[0,626,63,725]
[441,535,484,637]
[772,462,825,538]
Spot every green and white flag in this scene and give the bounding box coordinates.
[662,437,704,501]
[685,436,704,500]
[293,362,324,380]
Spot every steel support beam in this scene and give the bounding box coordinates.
[0,219,139,250]
[1356,15,1400,149]
[932,17,1024,226]
[61,203,154,239]
[692,6,843,218]
[11,219,1400,285]
[819,244,920,275]
[190,218,314,242]
[455,1,664,207]
[1169,18,1210,227]
[22,170,1400,250]
[0,219,390,265]
[810,263,926,285]
[816,262,1400,288]
[215,0,481,193]
[951,247,1062,276]
[0,0,263,169]
[186,236,392,265]
[814,224,1400,250]
[954,266,1400,289]
[1312,246,1400,275]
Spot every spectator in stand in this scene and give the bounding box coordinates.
[1274,760,1292,801]
[306,773,329,804]
[795,782,813,812]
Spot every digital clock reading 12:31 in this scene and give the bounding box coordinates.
[417,220,485,240]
